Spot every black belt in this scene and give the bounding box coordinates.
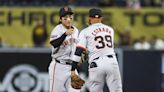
[93,55,113,60]
[55,59,72,65]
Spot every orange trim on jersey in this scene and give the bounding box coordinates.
[76,45,86,51]
[51,62,56,92]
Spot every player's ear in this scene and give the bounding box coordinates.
[88,17,92,21]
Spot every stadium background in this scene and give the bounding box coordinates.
[0,0,164,92]
[0,7,164,47]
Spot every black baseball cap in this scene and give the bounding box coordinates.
[59,6,74,17]
[89,8,102,18]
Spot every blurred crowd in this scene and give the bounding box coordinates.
[32,18,48,48]
[115,29,164,50]
[0,0,164,7]
[0,0,164,50]
[0,27,164,50]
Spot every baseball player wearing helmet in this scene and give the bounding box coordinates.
[48,6,81,92]
[71,8,123,92]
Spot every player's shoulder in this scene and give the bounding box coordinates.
[102,23,113,29]
[50,24,63,35]
[80,26,90,34]
[51,24,61,31]
[55,24,63,30]
[82,25,93,31]
[102,24,115,32]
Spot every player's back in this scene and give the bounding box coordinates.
[82,23,115,61]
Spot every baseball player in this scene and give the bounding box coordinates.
[48,6,80,92]
[71,8,123,92]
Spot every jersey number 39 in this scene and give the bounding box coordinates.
[94,35,112,49]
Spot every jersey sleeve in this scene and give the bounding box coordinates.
[77,30,87,48]
[71,30,87,62]
[50,26,62,42]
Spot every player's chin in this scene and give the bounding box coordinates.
[65,24,72,28]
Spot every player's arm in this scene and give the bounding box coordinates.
[71,30,86,71]
[71,46,86,71]
[50,33,67,48]
[50,28,74,48]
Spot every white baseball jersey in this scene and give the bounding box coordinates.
[50,24,79,61]
[72,23,115,63]
[49,24,80,92]
[72,23,122,92]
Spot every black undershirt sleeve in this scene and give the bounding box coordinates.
[71,47,85,71]
[74,47,84,56]
[50,33,67,48]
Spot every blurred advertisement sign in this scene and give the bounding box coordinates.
[0,64,49,92]
[0,49,51,92]
[0,48,123,92]
[0,7,164,47]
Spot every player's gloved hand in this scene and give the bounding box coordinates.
[65,27,74,35]
[71,71,85,89]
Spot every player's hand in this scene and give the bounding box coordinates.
[71,70,76,76]
[65,28,74,35]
